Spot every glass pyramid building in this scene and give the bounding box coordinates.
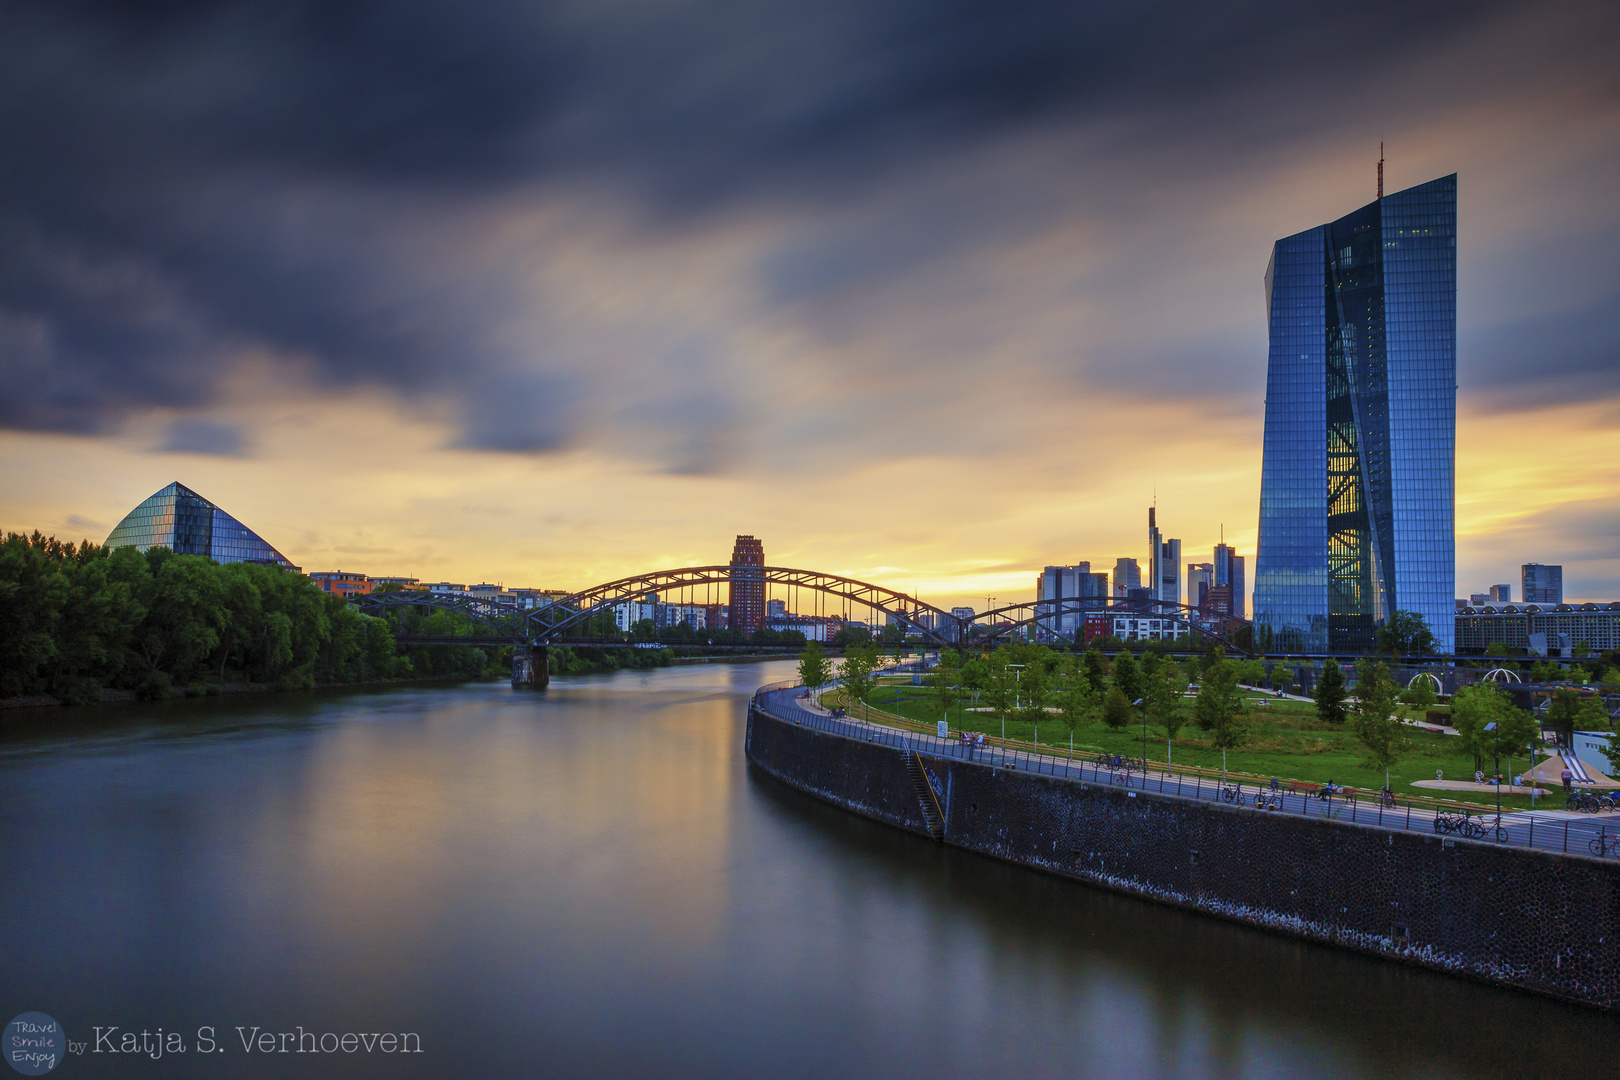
[105,482,298,570]
[1254,175,1456,654]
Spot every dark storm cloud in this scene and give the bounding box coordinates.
[159,418,245,456]
[0,0,1614,449]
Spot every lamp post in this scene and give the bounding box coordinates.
[1134,697,1146,763]
[1485,721,1501,822]
[1008,663,1024,747]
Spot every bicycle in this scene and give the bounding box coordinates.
[1376,788,1397,810]
[1219,782,1245,806]
[1589,830,1620,858]
[1434,810,1483,838]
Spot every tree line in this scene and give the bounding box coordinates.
[1,531,497,704]
[798,638,1619,791]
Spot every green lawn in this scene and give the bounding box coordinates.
[856,679,1556,811]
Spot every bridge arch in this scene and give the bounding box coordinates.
[359,566,968,646]
[524,566,962,645]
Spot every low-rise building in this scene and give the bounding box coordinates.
[1455,603,1620,655]
[309,571,371,598]
[1109,614,1191,642]
[368,576,420,591]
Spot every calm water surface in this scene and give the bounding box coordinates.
[3,662,1617,1078]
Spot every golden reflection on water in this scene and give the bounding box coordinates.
[244,668,745,973]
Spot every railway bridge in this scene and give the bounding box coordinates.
[354,565,1251,687]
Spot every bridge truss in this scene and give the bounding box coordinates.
[356,565,1253,654]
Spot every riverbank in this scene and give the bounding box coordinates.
[747,689,1620,1012]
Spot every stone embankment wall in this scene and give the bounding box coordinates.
[746,705,1620,1010]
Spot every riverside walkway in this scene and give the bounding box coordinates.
[752,681,1620,861]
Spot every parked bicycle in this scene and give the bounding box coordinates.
[1566,791,1602,813]
[1219,782,1246,806]
[1377,787,1398,810]
[1589,829,1620,858]
[1433,810,1485,839]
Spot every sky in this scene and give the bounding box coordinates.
[1,0,1618,611]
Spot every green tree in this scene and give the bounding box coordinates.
[1313,658,1349,725]
[1544,690,1597,749]
[981,650,1018,742]
[1142,658,1190,762]
[1496,702,1542,794]
[1398,674,1439,720]
[1233,658,1269,689]
[1451,683,1507,773]
[838,644,879,718]
[1377,610,1439,656]
[1101,685,1133,730]
[1014,661,1050,746]
[1194,651,1248,774]
[1052,662,1097,754]
[925,650,963,728]
[1082,648,1108,695]
[1111,650,1142,703]
[798,641,831,695]
[1484,641,1511,658]
[1351,659,1407,789]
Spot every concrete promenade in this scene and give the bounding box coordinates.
[757,682,1620,861]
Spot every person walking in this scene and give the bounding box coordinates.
[1561,764,1573,794]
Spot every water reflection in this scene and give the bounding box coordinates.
[0,663,1614,1079]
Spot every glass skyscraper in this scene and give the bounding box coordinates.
[1254,175,1455,654]
[105,481,298,570]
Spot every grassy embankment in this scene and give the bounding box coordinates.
[826,679,1559,813]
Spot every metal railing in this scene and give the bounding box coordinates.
[750,683,1620,861]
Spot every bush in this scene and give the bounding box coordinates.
[53,676,103,706]
[136,670,174,701]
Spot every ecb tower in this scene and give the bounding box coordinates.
[1254,174,1456,654]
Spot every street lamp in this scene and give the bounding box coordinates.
[1134,698,1146,764]
[1485,721,1501,822]
[1007,663,1024,746]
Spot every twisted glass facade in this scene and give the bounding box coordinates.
[105,482,298,570]
[1255,175,1455,653]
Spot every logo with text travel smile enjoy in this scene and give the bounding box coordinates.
[5,1013,64,1076]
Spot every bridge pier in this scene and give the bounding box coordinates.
[511,645,550,689]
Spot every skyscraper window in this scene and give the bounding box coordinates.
[1254,175,1455,653]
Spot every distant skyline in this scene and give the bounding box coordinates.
[2,1,1617,610]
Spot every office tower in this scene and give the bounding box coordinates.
[728,535,765,633]
[1213,542,1246,620]
[1254,173,1456,653]
[1522,564,1563,605]
[1186,562,1214,609]
[1113,558,1141,598]
[1147,508,1181,608]
[1488,584,1511,603]
[1036,563,1110,637]
[105,481,298,570]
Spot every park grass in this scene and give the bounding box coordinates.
[852,678,1558,812]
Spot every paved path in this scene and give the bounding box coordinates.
[754,684,1620,860]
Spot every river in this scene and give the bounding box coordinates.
[2,661,1615,1078]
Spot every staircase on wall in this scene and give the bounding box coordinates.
[903,749,945,840]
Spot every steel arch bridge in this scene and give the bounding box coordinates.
[354,565,1252,653]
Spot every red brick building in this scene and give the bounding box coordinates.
[728,535,765,634]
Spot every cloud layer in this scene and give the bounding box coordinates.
[2,0,1618,597]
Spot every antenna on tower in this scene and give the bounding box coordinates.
[1377,141,1384,200]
